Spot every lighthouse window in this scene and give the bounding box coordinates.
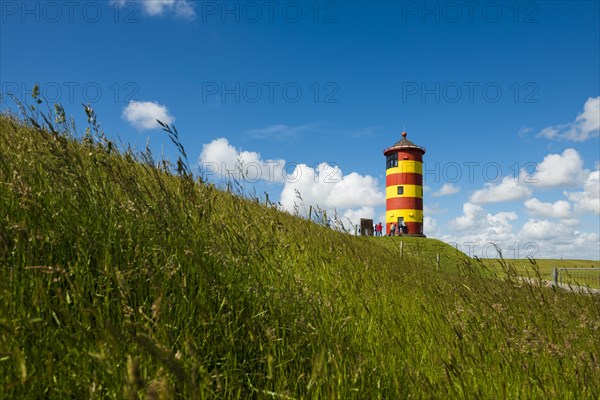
[397,186,404,195]
[386,153,398,169]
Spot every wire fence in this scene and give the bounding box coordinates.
[552,268,600,289]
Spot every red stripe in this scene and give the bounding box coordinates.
[385,222,423,235]
[386,197,423,210]
[386,173,423,186]
[397,150,423,162]
[384,149,424,162]
[406,222,423,235]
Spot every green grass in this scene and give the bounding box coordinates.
[368,236,472,269]
[1,103,599,399]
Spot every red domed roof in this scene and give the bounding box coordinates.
[384,131,426,155]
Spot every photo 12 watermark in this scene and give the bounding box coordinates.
[0,81,140,105]
[1,1,141,24]
[200,81,340,104]
[200,161,341,184]
[449,241,540,259]
[199,1,340,24]
[422,161,538,184]
[400,1,540,24]
[401,81,540,104]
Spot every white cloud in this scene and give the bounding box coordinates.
[528,148,589,188]
[518,219,600,258]
[450,202,518,236]
[122,100,174,131]
[470,176,532,204]
[438,103,599,259]
[432,183,460,197]
[343,206,376,228]
[565,170,600,215]
[443,203,519,257]
[536,96,600,142]
[278,163,385,231]
[350,126,381,139]
[451,203,484,230]
[560,218,581,227]
[376,212,387,225]
[173,0,196,19]
[518,127,533,139]
[442,203,600,259]
[143,0,175,16]
[111,0,196,19]
[280,163,384,211]
[519,219,565,241]
[197,139,385,230]
[198,138,285,183]
[424,202,448,215]
[468,149,589,204]
[524,198,572,219]
[424,216,440,237]
[245,124,315,140]
[485,212,520,237]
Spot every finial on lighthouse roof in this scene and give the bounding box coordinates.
[402,131,407,138]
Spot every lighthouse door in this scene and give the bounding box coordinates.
[398,217,407,235]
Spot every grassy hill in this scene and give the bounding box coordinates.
[1,105,599,399]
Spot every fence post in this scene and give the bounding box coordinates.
[400,241,403,258]
[436,254,440,271]
[552,268,558,287]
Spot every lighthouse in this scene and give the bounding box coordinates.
[383,131,426,236]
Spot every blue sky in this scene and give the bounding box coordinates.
[1,0,599,259]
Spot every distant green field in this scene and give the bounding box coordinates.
[371,236,600,288]
[1,102,599,399]
[369,236,600,288]
[482,258,600,289]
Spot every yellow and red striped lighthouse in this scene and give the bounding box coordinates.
[383,131,426,236]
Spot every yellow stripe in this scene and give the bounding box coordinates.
[386,209,424,223]
[386,184,423,199]
[386,161,422,175]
